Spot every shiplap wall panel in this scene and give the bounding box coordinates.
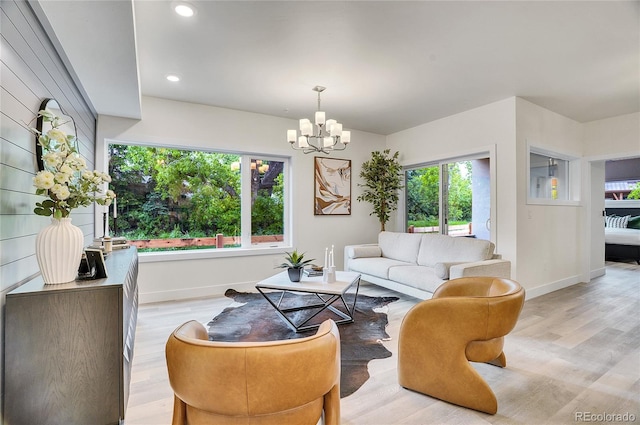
[3,1,94,127]
[0,63,41,120]
[1,0,96,293]
[2,1,95,143]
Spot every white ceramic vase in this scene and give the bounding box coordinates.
[36,217,84,284]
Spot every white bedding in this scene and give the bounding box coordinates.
[605,227,640,246]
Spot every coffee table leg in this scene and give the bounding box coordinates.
[256,287,300,332]
[256,276,361,332]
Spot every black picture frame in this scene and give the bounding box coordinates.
[80,249,108,280]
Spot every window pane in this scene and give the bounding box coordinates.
[406,159,489,239]
[250,158,284,246]
[445,161,474,237]
[406,166,440,233]
[108,144,242,252]
[529,152,569,201]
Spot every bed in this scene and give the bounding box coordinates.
[605,207,640,264]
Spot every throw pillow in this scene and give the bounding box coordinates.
[434,262,466,279]
[627,216,640,230]
[348,245,382,259]
[606,215,630,228]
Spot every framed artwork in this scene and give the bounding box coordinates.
[314,157,351,215]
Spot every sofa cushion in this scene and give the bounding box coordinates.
[417,234,495,267]
[378,231,422,263]
[348,257,411,280]
[387,266,445,293]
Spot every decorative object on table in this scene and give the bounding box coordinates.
[357,149,403,231]
[323,245,337,283]
[314,157,351,215]
[287,86,351,155]
[31,106,116,284]
[208,289,399,398]
[276,249,314,282]
[304,266,324,277]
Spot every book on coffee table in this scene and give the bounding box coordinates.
[303,268,323,277]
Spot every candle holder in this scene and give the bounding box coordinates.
[323,266,336,283]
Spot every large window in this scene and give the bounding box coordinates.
[405,155,491,240]
[108,144,287,252]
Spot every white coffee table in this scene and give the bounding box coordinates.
[255,270,361,332]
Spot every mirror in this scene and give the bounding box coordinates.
[35,98,78,171]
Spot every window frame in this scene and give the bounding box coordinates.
[527,144,581,206]
[401,146,497,244]
[104,141,292,263]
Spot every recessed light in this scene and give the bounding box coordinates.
[166,75,180,82]
[173,2,195,17]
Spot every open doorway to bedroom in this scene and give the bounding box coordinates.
[604,157,640,264]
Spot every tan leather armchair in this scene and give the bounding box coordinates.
[166,319,341,425]
[398,277,525,414]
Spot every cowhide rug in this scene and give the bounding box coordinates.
[207,289,399,398]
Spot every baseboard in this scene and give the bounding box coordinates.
[590,267,606,280]
[524,274,582,300]
[139,281,257,304]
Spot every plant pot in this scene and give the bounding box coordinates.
[287,267,303,282]
[35,217,84,284]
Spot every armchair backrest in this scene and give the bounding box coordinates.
[432,277,525,339]
[166,319,340,424]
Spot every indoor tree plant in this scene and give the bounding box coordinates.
[277,249,315,282]
[31,108,116,284]
[357,149,403,231]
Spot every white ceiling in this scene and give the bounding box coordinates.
[37,0,639,136]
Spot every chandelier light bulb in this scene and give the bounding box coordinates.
[330,122,342,137]
[287,130,297,143]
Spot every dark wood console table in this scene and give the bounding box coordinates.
[4,247,139,425]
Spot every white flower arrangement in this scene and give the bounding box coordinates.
[32,109,115,219]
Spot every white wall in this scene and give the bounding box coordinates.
[582,112,639,279]
[97,96,386,302]
[589,161,606,278]
[582,112,640,159]
[386,97,518,273]
[514,98,585,296]
[385,97,635,298]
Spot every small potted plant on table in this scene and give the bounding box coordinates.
[278,249,314,282]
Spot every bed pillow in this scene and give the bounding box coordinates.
[606,215,630,228]
[627,216,640,230]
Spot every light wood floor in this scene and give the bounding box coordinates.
[125,261,640,424]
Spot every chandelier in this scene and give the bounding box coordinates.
[287,86,351,154]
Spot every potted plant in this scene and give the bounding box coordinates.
[357,149,403,231]
[31,108,116,284]
[277,249,315,282]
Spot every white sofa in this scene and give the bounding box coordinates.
[344,231,511,299]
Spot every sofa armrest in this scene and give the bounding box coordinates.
[449,259,511,279]
[344,244,381,271]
